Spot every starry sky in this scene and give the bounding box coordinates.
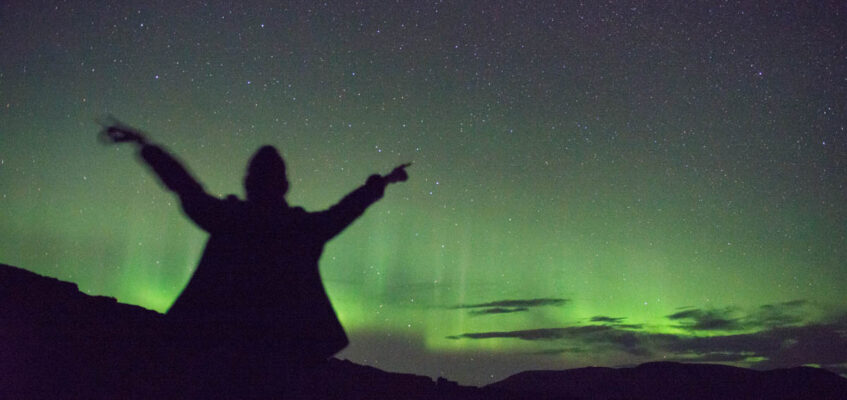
[1,0,846,385]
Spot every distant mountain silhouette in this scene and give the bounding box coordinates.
[2,263,846,399]
[486,361,847,399]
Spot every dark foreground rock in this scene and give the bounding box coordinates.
[2,263,846,399]
[0,263,484,399]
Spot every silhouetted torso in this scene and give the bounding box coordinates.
[140,145,386,361]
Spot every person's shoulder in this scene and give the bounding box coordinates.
[215,194,244,206]
[219,194,246,211]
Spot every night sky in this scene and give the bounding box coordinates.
[2,1,846,385]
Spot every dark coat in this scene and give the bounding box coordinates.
[141,145,386,359]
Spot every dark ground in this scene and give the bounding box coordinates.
[3,263,845,399]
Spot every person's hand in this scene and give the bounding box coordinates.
[384,163,411,184]
[97,115,148,145]
[104,127,148,144]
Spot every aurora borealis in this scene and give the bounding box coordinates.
[1,1,846,385]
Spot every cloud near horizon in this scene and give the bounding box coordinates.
[591,316,627,323]
[666,307,744,331]
[449,297,569,316]
[468,307,529,316]
[446,300,847,375]
[667,300,814,332]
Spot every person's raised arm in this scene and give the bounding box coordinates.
[99,118,224,232]
[315,163,410,241]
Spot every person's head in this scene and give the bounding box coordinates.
[244,145,289,203]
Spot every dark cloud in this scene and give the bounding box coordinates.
[751,300,808,327]
[666,307,744,331]
[661,318,847,375]
[583,329,652,357]
[589,316,641,330]
[447,309,847,375]
[450,298,569,317]
[775,300,808,308]
[666,301,816,332]
[468,307,529,316]
[591,316,626,323]
[659,311,847,374]
[447,325,611,341]
[452,298,569,310]
[447,325,654,356]
[614,324,644,330]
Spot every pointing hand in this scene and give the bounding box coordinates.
[384,162,411,184]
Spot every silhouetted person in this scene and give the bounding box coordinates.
[100,120,409,395]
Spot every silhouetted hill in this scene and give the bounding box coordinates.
[1,263,167,397]
[2,263,845,399]
[0,263,482,399]
[486,361,847,399]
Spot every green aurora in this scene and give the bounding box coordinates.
[1,1,845,385]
